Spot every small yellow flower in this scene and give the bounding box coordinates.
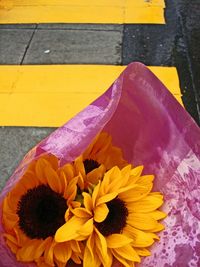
[55,165,166,267]
[2,154,82,267]
[74,132,128,189]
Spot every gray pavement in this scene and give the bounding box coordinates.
[0,127,54,191]
[0,24,123,65]
[23,29,121,64]
[0,29,34,64]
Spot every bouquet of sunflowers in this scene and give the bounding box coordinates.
[1,132,166,267]
[0,63,199,267]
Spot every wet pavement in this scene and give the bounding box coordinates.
[123,0,200,124]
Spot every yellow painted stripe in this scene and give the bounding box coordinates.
[13,0,165,8]
[0,0,165,24]
[0,65,181,127]
[149,66,181,96]
[125,7,164,24]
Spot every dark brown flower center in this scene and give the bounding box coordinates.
[95,198,128,236]
[17,185,67,239]
[83,159,100,174]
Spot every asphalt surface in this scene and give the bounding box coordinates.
[0,0,200,191]
[123,0,200,124]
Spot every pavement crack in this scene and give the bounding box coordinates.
[20,24,38,65]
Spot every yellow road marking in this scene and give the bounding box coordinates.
[0,0,165,24]
[4,0,165,8]
[149,66,181,96]
[0,65,181,127]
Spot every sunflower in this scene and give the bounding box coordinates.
[2,154,82,267]
[55,165,166,267]
[74,132,128,189]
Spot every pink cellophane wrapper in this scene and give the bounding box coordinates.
[0,62,200,267]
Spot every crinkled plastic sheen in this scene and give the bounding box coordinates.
[0,63,199,267]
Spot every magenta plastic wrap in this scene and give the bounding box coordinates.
[0,62,199,267]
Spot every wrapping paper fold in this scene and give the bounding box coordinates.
[0,62,199,266]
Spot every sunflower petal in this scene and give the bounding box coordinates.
[149,192,164,199]
[6,239,18,254]
[54,242,71,263]
[3,213,18,228]
[94,203,109,223]
[64,177,78,201]
[86,233,95,259]
[70,240,82,253]
[55,217,86,242]
[150,223,165,232]
[74,156,85,176]
[119,184,152,202]
[114,245,140,262]
[62,163,76,181]
[83,246,93,267]
[120,165,132,186]
[103,147,126,170]
[35,237,52,259]
[95,227,107,259]
[87,165,105,185]
[4,192,16,212]
[128,195,164,213]
[4,233,18,246]
[135,248,151,256]
[44,239,56,266]
[107,166,121,184]
[45,154,59,170]
[149,210,167,220]
[78,218,94,236]
[72,207,92,218]
[45,166,62,193]
[136,175,154,185]
[17,239,42,261]
[92,181,101,206]
[111,250,134,267]
[35,158,48,184]
[17,172,38,192]
[123,225,155,247]
[36,257,52,267]
[96,192,118,206]
[117,184,139,194]
[130,166,144,178]
[59,171,68,195]
[83,192,93,212]
[2,198,18,230]
[84,245,101,267]
[15,227,29,246]
[96,244,113,267]
[71,251,82,264]
[89,132,111,156]
[54,259,67,267]
[127,213,158,231]
[100,167,118,193]
[106,234,132,248]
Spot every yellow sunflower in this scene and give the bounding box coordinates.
[2,154,82,267]
[74,132,128,189]
[55,165,166,267]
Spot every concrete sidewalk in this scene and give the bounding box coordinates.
[0,24,123,65]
